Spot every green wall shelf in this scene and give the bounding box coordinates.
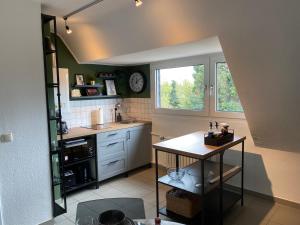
[73,84,103,88]
[70,95,121,101]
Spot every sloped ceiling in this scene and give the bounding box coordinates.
[42,0,300,151]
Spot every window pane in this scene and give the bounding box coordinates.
[216,62,243,112]
[157,65,205,111]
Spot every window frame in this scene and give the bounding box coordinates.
[151,53,245,119]
[209,54,245,119]
[151,55,210,117]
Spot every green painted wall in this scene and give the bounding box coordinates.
[55,35,150,98]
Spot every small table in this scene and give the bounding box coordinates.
[153,131,246,225]
[76,198,145,224]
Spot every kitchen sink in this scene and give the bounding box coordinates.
[119,120,138,124]
[82,124,112,130]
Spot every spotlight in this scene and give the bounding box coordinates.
[135,0,143,7]
[64,18,72,34]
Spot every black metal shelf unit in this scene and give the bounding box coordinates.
[41,14,67,217]
[60,135,99,195]
[154,139,245,225]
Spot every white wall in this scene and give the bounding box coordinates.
[0,1,52,225]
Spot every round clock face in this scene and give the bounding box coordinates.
[129,72,145,93]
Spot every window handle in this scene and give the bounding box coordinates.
[210,84,214,96]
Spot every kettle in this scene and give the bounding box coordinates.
[57,121,68,134]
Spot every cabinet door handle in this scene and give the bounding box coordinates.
[107,142,119,147]
[126,131,130,140]
[107,160,119,165]
[107,133,118,137]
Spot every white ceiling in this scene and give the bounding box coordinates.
[88,37,222,65]
[42,0,222,65]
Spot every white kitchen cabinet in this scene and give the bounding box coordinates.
[97,129,127,181]
[97,124,152,181]
[126,125,152,171]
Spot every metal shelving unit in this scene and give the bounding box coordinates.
[41,14,67,217]
[59,135,99,195]
[153,132,246,225]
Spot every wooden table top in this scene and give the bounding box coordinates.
[135,219,184,225]
[152,131,246,159]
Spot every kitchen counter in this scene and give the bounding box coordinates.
[58,121,152,140]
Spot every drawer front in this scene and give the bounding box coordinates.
[97,129,126,141]
[98,139,126,161]
[98,156,127,181]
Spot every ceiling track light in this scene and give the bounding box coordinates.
[62,0,143,35]
[135,0,143,7]
[64,18,72,34]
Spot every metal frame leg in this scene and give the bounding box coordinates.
[201,159,205,225]
[241,141,245,206]
[155,149,159,217]
[176,154,179,171]
[219,152,224,225]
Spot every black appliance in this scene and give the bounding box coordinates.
[64,170,76,188]
[62,136,97,191]
[63,138,95,163]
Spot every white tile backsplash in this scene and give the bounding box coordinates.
[62,98,153,128]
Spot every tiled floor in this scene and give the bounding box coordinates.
[47,167,300,225]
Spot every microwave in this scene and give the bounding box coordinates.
[63,136,96,164]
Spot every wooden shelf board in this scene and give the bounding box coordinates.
[70,95,121,101]
[158,160,241,195]
[73,84,103,88]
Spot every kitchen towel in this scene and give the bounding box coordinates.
[91,108,104,125]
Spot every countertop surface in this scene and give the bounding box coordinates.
[153,131,246,159]
[58,121,151,140]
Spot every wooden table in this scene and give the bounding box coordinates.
[153,131,246,225]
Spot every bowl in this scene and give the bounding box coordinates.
[167,168,185,181]
[99,210,125,225]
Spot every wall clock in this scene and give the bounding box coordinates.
[129,72,146,93]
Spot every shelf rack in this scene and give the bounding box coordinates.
[59,134,99,195]
[153,131,246,225]
[42,14,67,217]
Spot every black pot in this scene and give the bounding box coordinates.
[99,210,126,225]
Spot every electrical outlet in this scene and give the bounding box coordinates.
[0,132,13,143]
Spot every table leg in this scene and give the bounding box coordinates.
[155,149,159,217]
[219,152,224,225]
[175,154,179,171]
[241,141,245,206]
[201,159,205,225]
